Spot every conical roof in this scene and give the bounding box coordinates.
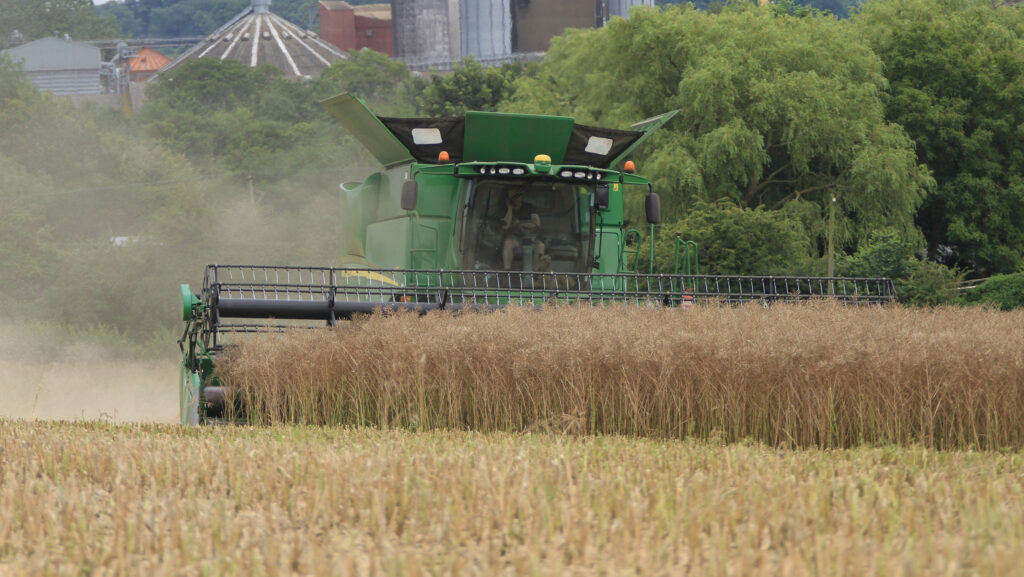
[130,47,171,74]
[160,0,346,79]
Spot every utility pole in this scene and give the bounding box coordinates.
[827,193,836,278]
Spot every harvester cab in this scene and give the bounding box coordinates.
[178,93,897,425]
[320,93,672,277]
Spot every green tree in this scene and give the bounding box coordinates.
[961,274,1024,310]
[315,50,414,115]
[837,229,961,306]
[507,4,931,261]
[649,201,817,275]
[0,0,120,41]
[855,0,1024,276]
[0,54,36,104]
[416,58,527,117]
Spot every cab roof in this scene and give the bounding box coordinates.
[322,93,677,170]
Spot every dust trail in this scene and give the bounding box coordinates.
[0,361,178,424]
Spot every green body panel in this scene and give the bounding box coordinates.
[322,94,414,167]
[366,219,411,268]
[464,111,575,164]
[610,110,680,168]
[341,158,650,276]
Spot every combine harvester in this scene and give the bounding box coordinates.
[179,94,897,424]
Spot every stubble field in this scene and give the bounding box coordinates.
[2,421,1023,576]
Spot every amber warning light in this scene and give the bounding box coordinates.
[438,151,450,162]
[623,160,636,173]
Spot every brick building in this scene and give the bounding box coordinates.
[318,2,394,57]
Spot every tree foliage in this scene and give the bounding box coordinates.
[854,0,1024,276]
[415,58,528,117]
[836,229,962,306]
[0,56,214,343]
[961,274,1024,310]
[507,4,931,261]
[650,201,817,275]
[0,0,120,41]
[315,50,415,115]
[138,58,362,184]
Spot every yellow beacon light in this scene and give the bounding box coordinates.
[534,154,552,173]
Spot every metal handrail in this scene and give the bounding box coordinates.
[197,265,898,340]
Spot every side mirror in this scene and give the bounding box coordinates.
[645,191,661,224]
[594,184,610,210]
[401,180,418,211]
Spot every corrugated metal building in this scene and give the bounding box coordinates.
[462,0,511,60]
[2,37,103,96]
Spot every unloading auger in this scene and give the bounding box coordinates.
[178,94,897,424]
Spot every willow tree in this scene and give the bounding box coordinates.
[506,3,932,254]
[855,0,1024,276]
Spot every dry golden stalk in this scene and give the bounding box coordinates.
[217,303,1024,449]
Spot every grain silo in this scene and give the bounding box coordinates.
[605,0,655,19]
[511,0,595,53]
[461,0,511,60]
[392,0,461,66]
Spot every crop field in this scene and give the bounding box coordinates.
[220,303,1024,450]
[1,421,1022,576]
[3,304,1023,575]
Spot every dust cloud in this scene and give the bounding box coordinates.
[0,359,179,424]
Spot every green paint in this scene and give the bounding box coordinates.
[321,93,413,167]
[464,111,574,163]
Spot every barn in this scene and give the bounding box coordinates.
[2,36,103,96]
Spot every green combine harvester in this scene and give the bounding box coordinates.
[179,94,897,425]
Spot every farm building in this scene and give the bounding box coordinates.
[161,0,345,79]
[2,36,103,96]
[318,2,393,57]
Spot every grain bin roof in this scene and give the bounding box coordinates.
[129,47,171,74]
[159,1,346,80]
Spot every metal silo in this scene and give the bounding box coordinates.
[606,0,655,19]
[461,0,511,60]
[393,0,461,64]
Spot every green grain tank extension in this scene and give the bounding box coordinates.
[178,94,897,425]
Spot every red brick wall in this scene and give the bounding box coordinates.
[319,4,356,52]
[354,15,393,56]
